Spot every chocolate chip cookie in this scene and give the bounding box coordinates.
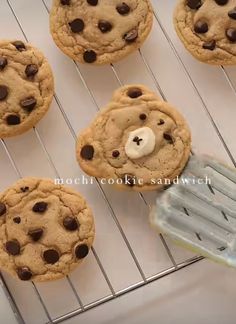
[0,40,54,138]
[50,0,153,65]
[0,178,95,282]
[76,85,191,191]
[174,0,236,65]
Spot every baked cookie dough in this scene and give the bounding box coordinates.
[76,85,191,191]
[0,40,54,138]
[0,178,95,282]
[174,0,236,65]
[50,0,153,65]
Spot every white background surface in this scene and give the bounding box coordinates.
[0,0,236,323]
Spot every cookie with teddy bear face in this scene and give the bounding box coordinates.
[76,85,191,191]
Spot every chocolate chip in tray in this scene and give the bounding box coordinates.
[32,201,48,213]
[5,240,21,256]
[13,217,21,224]
[0,85,8,101]
[0,203,6,216]
[226,28,236,42]
[117,3,131,15]
[43,249,60,264]
[69,18,85,33]
[0,57,7,70]
[28,228,44,241]
[25,64,38,77]
[83,50,97,63]
[75,244,89,259]
[12,40,26,51]
[17,267,32,281]
[203,40,216,50]
[20,97,37,112]
[63,216,78,231]
[6,114,21,126]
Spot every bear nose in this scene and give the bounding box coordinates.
[125,127,156,159]
[133,136,143,146]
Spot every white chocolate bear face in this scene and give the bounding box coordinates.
[125,127,156,159]
[77,85,191,191]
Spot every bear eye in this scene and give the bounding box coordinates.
[163,133,174,144]
[158,119,165,125]
[139,113,147,121]
[112,150,120,158]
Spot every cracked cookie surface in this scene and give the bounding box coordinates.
[174,0,236,65]
[76,85,191,191]
[0,178,95,282]
[0,40,54,138]
[50,0,153,65]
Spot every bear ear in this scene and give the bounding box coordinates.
[111,85,161,106]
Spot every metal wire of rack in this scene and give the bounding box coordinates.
[1,0,235,323]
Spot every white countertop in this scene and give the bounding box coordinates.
[0,0,236,323]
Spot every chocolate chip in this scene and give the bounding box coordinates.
[127,88,142,98]
[214,0,228,5]
[164,133,174,144]
[0,57,7,71]
[122,174,136,187]
[13,217,21,224]
[28,228,44,241]
[63,217,78,231]
[0,203,6,216]
[43,249,60,264]
[20,97,37,112]
[187,0,202,9]
[69,19,85,33]
[80,145,94,160]
[0,85,8,100]
[32,201,48,213]
[12,41,26,51]
[194,21,208,34]
[228,8,236,20]
[124,29,138,42]
[112,150,120,158]
[60,0,70,4]
[203,40,216,50]
[83,50,97,63]
[17,267,32,281]
[158,119,165,125]
[20,186,29,192]
[139,114,147,121]
[98,20,112,33]
[116,3,130,15]
[75,244,89,259]
[5,240,20,256]
[87,0,98,5]
[226,28,236,42]
[6,115,21,125]
[25,64,38,77]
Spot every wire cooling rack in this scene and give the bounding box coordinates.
[1,0,236,323]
